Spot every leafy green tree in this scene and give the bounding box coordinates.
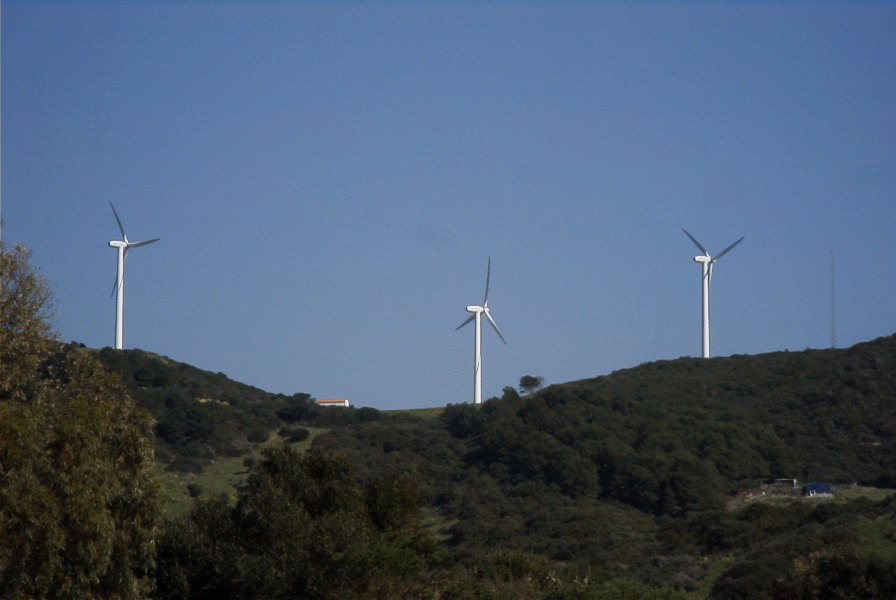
[519,374,544,395]
[0,244,55,400]
[0,243,160,600]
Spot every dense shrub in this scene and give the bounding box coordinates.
[153,446,446,600]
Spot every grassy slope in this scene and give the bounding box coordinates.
[156,427,331,516]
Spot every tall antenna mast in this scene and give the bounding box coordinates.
[830,249,837,349]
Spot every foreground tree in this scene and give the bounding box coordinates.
[0,244,55,398]
[0,243,160,600]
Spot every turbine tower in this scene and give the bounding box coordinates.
[682,229,744,359]
[456,257,507,404]
[109,202,159,350]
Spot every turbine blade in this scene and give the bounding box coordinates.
[110,202,128,242]
[127,237,160,249]
[455,314,475,331]
[682,229,709,255]
[483,256,492,304]
[484,309,507,344]
[713,236,745,261]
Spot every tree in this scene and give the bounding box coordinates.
[519,375,544,395]
[0,243,160,600]
[0,244,55,401]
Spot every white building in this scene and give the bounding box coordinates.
[315,398,351,408]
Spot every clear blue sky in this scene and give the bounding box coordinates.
[4,1,895,410]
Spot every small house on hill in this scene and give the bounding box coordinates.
[773,478,798,488]
[316,398,351,408]
[803,482,833,497]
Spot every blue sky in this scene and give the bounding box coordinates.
[4,1,895,410]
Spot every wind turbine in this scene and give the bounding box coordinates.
[456,257,507,404]
[682,229,744,359]
[109,202,159,350]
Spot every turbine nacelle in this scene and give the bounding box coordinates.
[109,240,127,249]
[693,255,711,264]
[466,305,482,313]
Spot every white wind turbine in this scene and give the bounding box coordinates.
[456,257,507,404]
[109,202,159,350]
[682,229,744,359]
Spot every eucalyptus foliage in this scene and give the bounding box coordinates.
[0,244,160,600]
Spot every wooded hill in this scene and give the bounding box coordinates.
[97,335,896,599]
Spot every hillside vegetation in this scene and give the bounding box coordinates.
[93,346,382,472]
[307,336,896,598]
[98,334,896,599]
[8,242,895,599]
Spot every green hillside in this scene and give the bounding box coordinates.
[305,335,896,598]
[96,334,896,599]
[92,346,377,471]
